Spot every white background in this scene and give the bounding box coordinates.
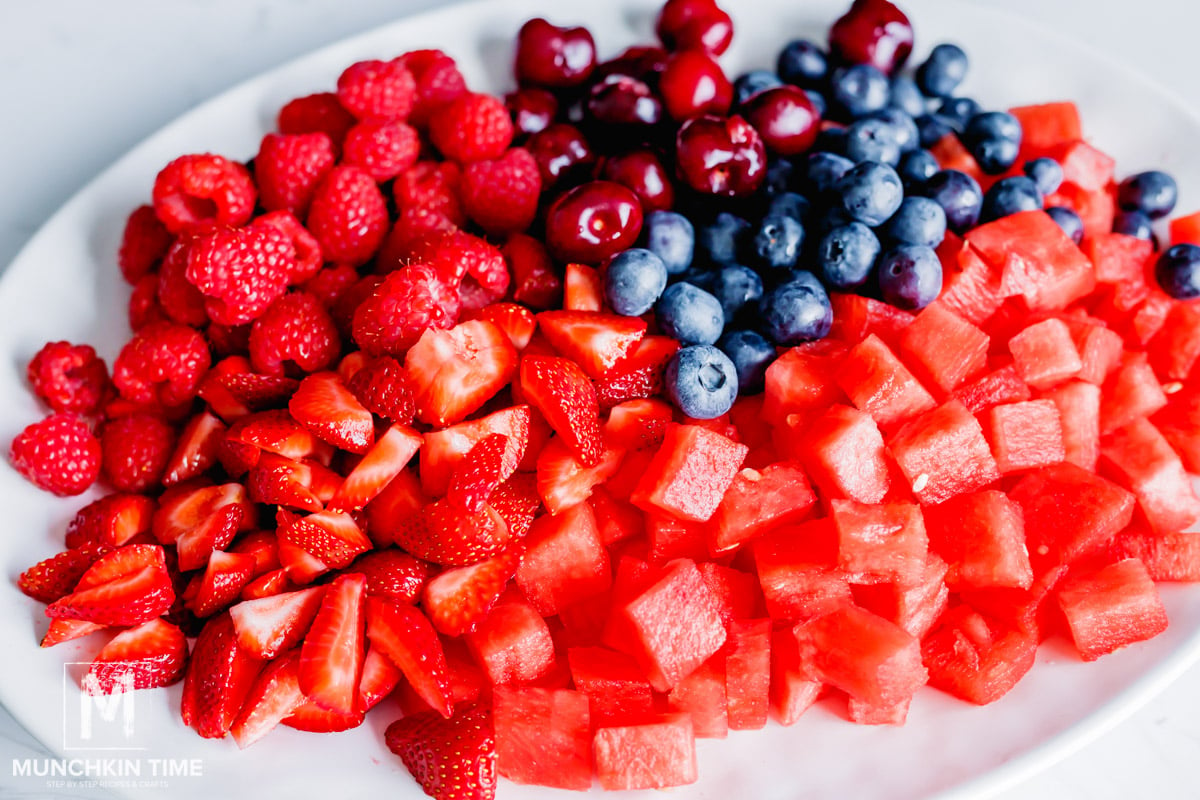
[2,1,1199,798]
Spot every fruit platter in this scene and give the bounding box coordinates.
[4,0,1200,798]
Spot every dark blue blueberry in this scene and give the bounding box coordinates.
[767,191,812,222]
[804,152,855,195]
[916,43,968,98]
[877,244,943,310]
[750,214,805,271]
[813,206,856,238]
[923,169,983,233]
[777,39,828,89]
[883,196,947,248]
[813,126,849,156]
[733,70,784,107]
[898,148,940,190]
[936,96,980,127]
[1117,170,1178,219]
[758,271,833,345]
[835,161,904,227]
[845,117,902,166]
[643,210,695,275]
[981,175,1043,223]
[603,248,668,316]
[717,330,775,394]
[676,265,716,293]
[830,64,891,120]
[1024,157,1063,197]
[867,107,920,153]
[1112,209,1157,244]
[1045,206,1084,245]
[764,158,798,197]
[1155,243,1200,299]
[711,264,764,322]
[962,111,1022,174]
[665,345,739,419]
[916,114,957,148]
[697,213,749,265]
[889,75,927,118]
[817,221,880,290]
[804,89,827,119]
[656,282,725,345]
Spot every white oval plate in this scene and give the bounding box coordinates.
[3,0,1200,798]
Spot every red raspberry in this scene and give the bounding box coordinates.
[428,92,514,163]
[157,239,209,327]
[152,153,256,234]
[255,132,335,216]
[341,120,420,182]
[306,166,389,267]
[394,161,465,226]
[408,229,506,292]
[300,264,360,310]
[352,264,461,356]
[206,322,252,359]
[336,59,416,121]
[347,355,416,424]
[27,341,110,415]
[395,50,468,127]
[332,274,385,339]
[100,413,175,493]
[118,204,172,284]
[461,147,542,236]
[277,92,356,150]
[503,233,562,309]
[112,321,212,408]
[9,413,101,496]
[248,291,341,377]
[250,210,322,284]
[186,224,295,324]
[129,272,168,331]
[375,210,457,275]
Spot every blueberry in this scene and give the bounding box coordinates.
[1046,206,1084,245]
[813,126,849,156]
[916,114,957,148]
[1118,170,1178,219]
[804,89,827,119]
[835,161,904,227]
[1155,243,1200,299]
[883,196,947,247]
[877,245,943,310]
[734,70,784,107]
[1024,157,1063,196]
[898,148,940,190]
[764,158,798,197]
[665,345,739,419]
[1112,209,1156,244]
[603,248,668,316]
[717,330,776,394]
[830,64,890,120]
[750,214,805,271]
[813,206,856,238]
[923,169,983,233]
[698,213,750,265]
[845,117,902,166]
[804,152,855,196]
[777,39,828,89]
[867,107,920,153]
[759,271,833,345]
[767,191,812,222]
[916,43,968,98]
[981,176,1043,223]
[711,264,764,322]
[656,282,725,345]
[961,111,1022,174]
[937,96,980,127]
[643,210,695,275]
[676,265,716,293]
[889,75,927,118]
[817,222,880,290]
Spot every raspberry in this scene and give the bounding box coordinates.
[118,204,172,284]
[250,210,323,284]
[306,166,389,267]
[151,153,256,234]
[100,413,175,493]
[186,224,295,325]
[394,161,465,226]
[277,92,357,150]
[375,209,458,274]
[206,322,252,360]
[112,321,212,408]
[9,413,101,496]
[300,264,360,310]
[27,341,110,415]
[408,229,506,292]
[336,59,417,122]
[157,239,209,327]
[333,274,385,339]
[461,147,542,236]
[428,92,515,163]
[255,132,336,216]
[342,120,421,182]
[352,264,461,356]
[503,233,563,309]
[395,50,468,127]
[347,356,416,424]
[129,272,168,331]
[248,291,341,377]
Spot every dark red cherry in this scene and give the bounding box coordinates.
[828,0,914,74]
[603,149,676,213]
[544,180,644,264]
[526,123,595,187]
[675,114,766,197]
[514,18,597,88]
[594,46,670,84]
[656,0,734,56]
[658,50,733,121]
[587,74,663,128]
[742,85,821,156]
[505,87,558,138]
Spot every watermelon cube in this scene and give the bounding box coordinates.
[1113,526,1200,582]
[769,628,822,726]
[493,686,592,790]
[1170,209,1200,246]
[1047,140,1115,191]
[753,520,852,621]
[1155,386,1200,474]
[932,240,1004,327]
[728,394,774,456]
[1125,292,1175,347]
[1083,232,1155,286]
[953,365,1032,413]
[887,400,1002,505]
[1148,303,1200,382]
[593,714,698,790]
[899,304,990,393]
[830,499,929,586]
[517,501,611,616]
[846,694,912,726]
[631,424,748,523]
[707,463,816,554]
[1100,418,1200,535]
[923,490,1033,591]
[921,605,1038,704]
[566,646,655,727]
[966,210,1095,312]
[1047,181,1117,241]
[795,405,891,504]
[762,341,848,423]
[588,486,644,545]
[1100,353,1168,435]
[1045,381,1101,471]
[982,399,1066,474]
[837,334,937,430]
[853,554,950,639]
[724,619,771,731]
[1008,318,1083,390]
[1069,321,1124,386]
[557,592,612,647]
[645,512,708,565]
[466,594,557,686]
[828,292,914,350]
[959,563,1069,639]
[698,562,763,624]
[1009,463,1136,566]
[930,132,983,182]
[666,657,728,738]
[1056,558,1168,661]
[600,557,658,653]
[1009,102,1082,157]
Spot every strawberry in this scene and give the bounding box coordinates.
[604,398,674,451]
[230,586,327,660]
[358,644,405,710]
[347,356,416,424]
[393,500,514,566]
[248,452,330,512]
[423,547,522,637]
[328,425,424,512]
[84,618,187,694]
[228,529,282,577]
[365,597,453,717]
[64,494,154,549]
[487,473,543,539]
[563,262,603,312]
[18,541,110,603]
[41,618,106,648]
[281,700,364,733]
[406,320,519,427]
[288,371,375,454]
[365,469,429,547]
[162,410,226,486]
[384,702,497,800]
[519,355,603,466]
[152,484,251,570]
[227,409,334,463]
[464,303,537,351]
[353,264,462,356]
[445,435,513,513]
[47,544,174,626]
[593,334,680,408]
[184,550,259,618]
[279,509,373,569]
[182,613,265,739]
[420,406,532,496]
[74,542,167,588]
[504,233,562,310]
[348,548,432,604]
[241,568,296,601]
[536,436,626,514]
[537,310,648,378]
[230,651,307,749]
[299,573,366,716]
[218,372,302,410]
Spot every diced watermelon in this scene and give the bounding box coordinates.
[1125,292,1175,348]
[1100,352,1168,435]
[1147,303,1200,382]
[707,463,816,554]
[1155,385,1200,473]
[846,693,912,726]
[837,334,936,430]
[828,293,914,350]
[1009,463,1136,567]
[959,563,1069,639]
[922,605,1038,704]
[593,714,698,790]
[753,520,851,621]
[1046,181,1116,241]
[1056,558,1168,661]
[1084,232,1154,292]
[1067,321,1124,386]
[795,405,891,504]
[1045,381,1101,471]
[724,619,771,731]
[933,241,1004,327]
[981,399,1065,474]
[1008,318,1083,390]
[644,512,709,565]
[697,562,763,624]
[1009,102,1082,158]
[830,499,928,586]
[923,490,1032,591]
[763,342,848,423]
[1100,418,1200,535]
[466,594,557,685]
[630,424,748,523]
[930,133,983,182]
[666,657,727,738]
[1046,140,1115,192]
[1112,527,1200,582]
[493,686,592,790]
[965,210,1095,312]
[516,502,611,616]
[853,554,950,639]
[899,304,989,393]
[567,646,655,727]
[953,365,1032,413]
[588,486,644,546]
[1169,209,1200,246]
[769,628,822,726]
[887,400,1002,505]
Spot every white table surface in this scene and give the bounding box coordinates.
[2,1,1200,798]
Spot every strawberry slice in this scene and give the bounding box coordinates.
[536,436,627,514]
[519,355,603,466]
[328,424,423,512]
[365,468,429,547]
[281,699,365,733]
[182,613,264,739]
[299,572,366,716]
[48,544,174,626]
[65,494,156,549]
[594,335,680,410]
[605,398,674,451]
[218,371,300,410]
[228,529,281,577]
[184,550,259,618]
[230,651,307,749]
[447,433,523,512]
[349,548,432,604]
[162,410,226,486]
[347,355,417,424]
[420,406,531,496]
[393,500,514,566]
[230,586,327,659]
[564,262,603,312]
[422,547,521,637]
[41,618,106,648]
[278,542,332,586]
[18,541,110,603]
[366,597,453,718]
[279,509,372,569]
[240,567,295,600]
[488,473,542,539]
[289,372,375,454]
[227,409,335,464]
[153,483,252,567]
[84,618,187,694]
[465,302,537,350]
[385,702,496,800]
[405,320,518,427]
[73,542,166,587]
[358,644,404,710]
[248,452,327,511]
[537,310,647,378]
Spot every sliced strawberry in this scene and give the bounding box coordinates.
[385,702,496,800]
[421,405,531,496]
[162,410,226,486]
[365,597,453,718]
[278,542,332,585]
[423,547,521,637]
[18,541,110,603]
[465,302,537,350]
[519,355,603,466]
[230,651,307,749]
[279,509,372,569]
[289,371,375,454]
[227,409,335,464]
[197,356,254,421]
[152,482,252,562]
[48,545,174,626]
[65,494,156,549]
[218,372,300,410]
[218,436,262,477]
[358,644,404,710]
[41,618,106,648]
[281,700,364,732]
[564,262,604,312]
[184,550,259,618]
[405,320,518,427]
[181,613,264,739]
[229,529,281,577]
[536,436,626,514]
[241,568,297,600]
[605,398,674,451]
[299,572,366,716]
[447,433,523,512]
[230,586,327,659]
[347,355,416,424]
[74,542,166,588]
[537,310,647,378]
[84,618,187,694]
[328,425,423,512]
[248,452,325,511]
[393,500,514,566]
[365,468,429,547]
[349,548,432,604]
[594,335,679,410]
[487,473,542,539]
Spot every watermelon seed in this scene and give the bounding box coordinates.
[912,473,929,493]
[1163,381,1183,394]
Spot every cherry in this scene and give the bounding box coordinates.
[656,0,734,56]
[742,86,821,156]
[587,74,663,128]
[505,87,558,138]
[675,114,766,197]
[603,149,676,212]
[658,50,733,121]
[514,18,597,88]
[828,0,914,75]
[526,123,595,188]
[544,180,644,264]
[594,46,670,84]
